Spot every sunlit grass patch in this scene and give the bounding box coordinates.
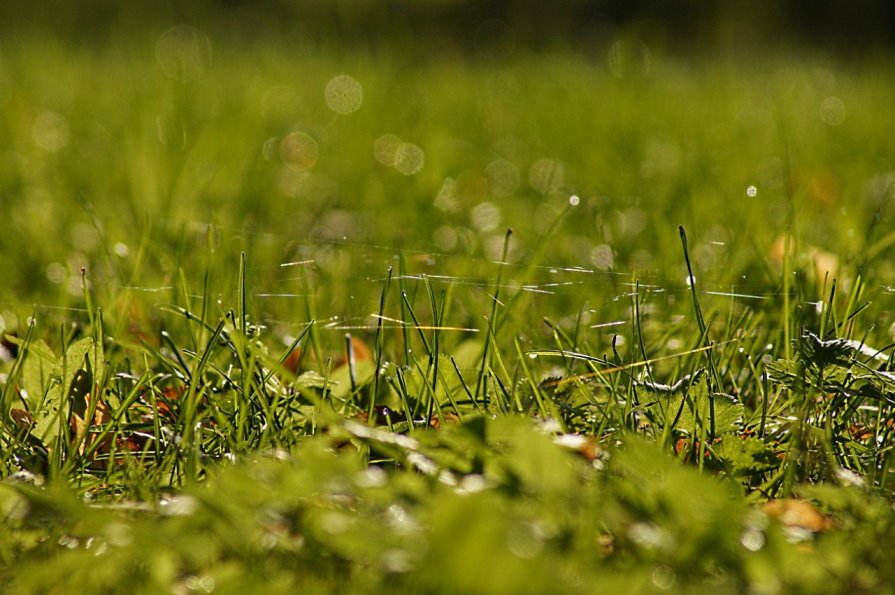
[2,27,895,594]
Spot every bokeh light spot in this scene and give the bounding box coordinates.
[529,158,565,194]
[434,226,458,251]
[155,25,212,82]
[325,75,363,115]
[591,244,614,270]
[433,178,461,213]
[45,262,68,285]
[470,202,502,232]
[819,96,845,125]
[280,131,319,171]
[394,142,425,175]
[32,111,70,152]
[485,159,520,197]
[374,134,402,167]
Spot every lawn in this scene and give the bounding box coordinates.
[2,20,895,593]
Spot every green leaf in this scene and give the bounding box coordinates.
[449,339,485,371]
[635,369,743,434]
[32,337,105,443]
[68,369,92,420]
[797,331,854,368]
[19,339,58,410]
[294,370,329,391]
[714,435,779,476]
[328,359,376,400]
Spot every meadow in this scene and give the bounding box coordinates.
[2,25,895,593]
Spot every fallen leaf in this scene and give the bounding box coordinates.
[10,408,34,431]
[763,498,833,533]
[429,412,461,429]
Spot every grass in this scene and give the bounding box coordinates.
[2,26,895,593]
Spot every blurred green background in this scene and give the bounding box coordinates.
[3,0,895,51]
[1,0,894,356]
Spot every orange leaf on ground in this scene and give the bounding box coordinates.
[763,498,833,533]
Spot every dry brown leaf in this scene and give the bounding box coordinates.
[69,394,113,456]
[762,498,833,533]
[10,408,34,431]
[429,412,461,429]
